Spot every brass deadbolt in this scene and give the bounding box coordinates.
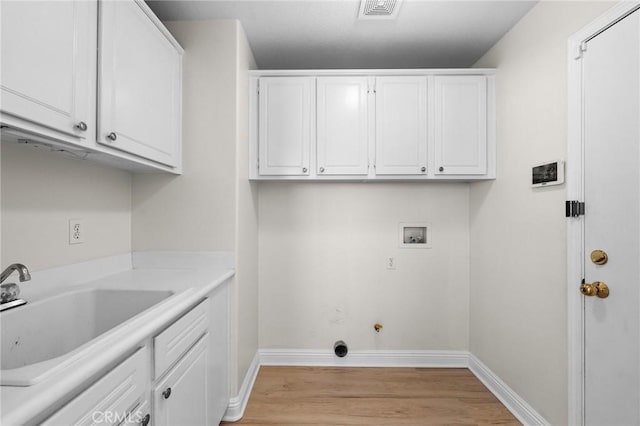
[590,250,608,265]
[580,281,609,298]
[374,323,383,332]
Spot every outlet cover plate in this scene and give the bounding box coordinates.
[69,219,84,244]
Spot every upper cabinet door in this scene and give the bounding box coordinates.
[375,77,428,175]
[0,0,94,139]
[98,0,182,168]
[317,77,369,176]
[258,77,313,176]
[434,76,488,175]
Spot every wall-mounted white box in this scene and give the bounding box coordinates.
[532,159,564,187]
[399,222,431,248]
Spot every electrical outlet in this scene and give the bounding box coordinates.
[69,219,84,244]
[386,256,396,270]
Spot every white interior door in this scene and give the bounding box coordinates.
[582,9,640,426]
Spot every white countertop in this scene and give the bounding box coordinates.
[0,251,235,425]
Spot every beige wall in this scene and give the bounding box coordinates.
[132,20,238,252]
[1,142,131,271]
[259,183,470,351]
[233,23,259,395]
[131,19,258,397]
[470,2,612,424]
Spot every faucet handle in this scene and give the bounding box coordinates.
[0,283,20,303]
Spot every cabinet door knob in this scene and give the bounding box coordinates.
[162,387,172,399]
[107,132,117,141]
[302,167,307,173]
[439,166,444,172]
[319,167,325,173]
[421,166,426,172]
[141,414,151,426]
[75,121,87,132]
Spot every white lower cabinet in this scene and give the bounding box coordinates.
[43,348,149,426]
[153,335,209,426]
[42,285,230,426]
[120,400,151,426]
[153,300,208,379]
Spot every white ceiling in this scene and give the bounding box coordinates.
[146,0,537,69]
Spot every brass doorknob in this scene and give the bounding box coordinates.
[580,281,609,298]
[590,249,608,265]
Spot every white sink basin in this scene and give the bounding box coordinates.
[0,288,173,386]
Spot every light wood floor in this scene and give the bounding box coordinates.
[222,367,520,425]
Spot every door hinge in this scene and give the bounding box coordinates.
[257,80,260,95]
[565,200,585,217]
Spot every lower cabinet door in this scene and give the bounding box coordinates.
[43,347,148,426]
[153,334,209,426]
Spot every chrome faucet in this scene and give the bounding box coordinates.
[0,263,31,284]
[0,263,31,312]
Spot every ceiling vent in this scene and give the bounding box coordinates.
[358,0,402,20]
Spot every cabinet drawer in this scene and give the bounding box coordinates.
[120,399,150,426]
[43,347,148,426]
[154,300,208,379]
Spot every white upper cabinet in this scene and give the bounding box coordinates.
[250,70,495,181]
[0,0,95,140]
[98,0,183,168]
[0,0,183,173]
[258,77,313,176]
[433,76,488,176]
[316,77,369,175]
[375,77,428,175]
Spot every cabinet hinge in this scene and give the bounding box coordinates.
[565,200,585,217]
[257,80,260,94]
[575,41,588,60]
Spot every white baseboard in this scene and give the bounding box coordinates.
[222,352,260,422]
[468,354,550,426]
[259,348,469,368]
[225,350,549,426]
